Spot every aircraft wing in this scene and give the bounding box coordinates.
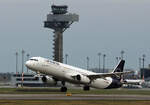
[87,71,133,80]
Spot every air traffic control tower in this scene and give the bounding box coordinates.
[44,5,79,63]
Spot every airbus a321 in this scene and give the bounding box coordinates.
[25,57,131,92]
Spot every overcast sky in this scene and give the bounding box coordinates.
[0,0,150,73]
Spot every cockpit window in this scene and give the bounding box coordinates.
[30,59,38,61]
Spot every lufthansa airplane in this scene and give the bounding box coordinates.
[25,57,130,92]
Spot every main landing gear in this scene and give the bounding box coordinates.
[61,86,67,92]
[60,81,67,92]
[83,85,90,91]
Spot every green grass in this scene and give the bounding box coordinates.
[0,88,150,95]
[0,100,150,105]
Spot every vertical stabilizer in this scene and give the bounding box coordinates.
[112,60,125,73]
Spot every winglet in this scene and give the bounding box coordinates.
[112,60,125,73]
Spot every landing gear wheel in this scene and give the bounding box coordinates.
[83,86,90,91]
[60,87,67,92]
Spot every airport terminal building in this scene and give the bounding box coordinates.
[0,73,47,87]
[141,68,150,81]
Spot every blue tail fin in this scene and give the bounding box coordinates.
[112,60,125,73]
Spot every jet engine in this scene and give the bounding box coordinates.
[65,73,90,84]
[75,74,90,84]
[42,75,57,85]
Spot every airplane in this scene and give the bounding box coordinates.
[122,79,145,89]
[25,57,131,92]
[123,79,145,85]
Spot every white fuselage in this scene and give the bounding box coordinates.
[124,79,145,85]
[26,57,115,89]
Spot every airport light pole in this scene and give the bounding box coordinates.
[26,54,30,73]
[87,56,89,70]
[15,52,18,74]
[103,54,106,73]
[116,57,119,64]
[21,49,25,87]
[119,57,121,60]
[121,50,125,60]
[142,54,146,80]
[65,54,68,64]
[21,50,25,74]
[139,57,141,70]
[142,54,146,68]
[98,53,101,73]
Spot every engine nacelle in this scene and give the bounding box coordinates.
[42,75,57,85]
[65,73,90,84]
[75,74,90,84]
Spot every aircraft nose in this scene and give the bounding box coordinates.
[25,61,31,68]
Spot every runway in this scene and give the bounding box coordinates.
[0,94,150,100]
